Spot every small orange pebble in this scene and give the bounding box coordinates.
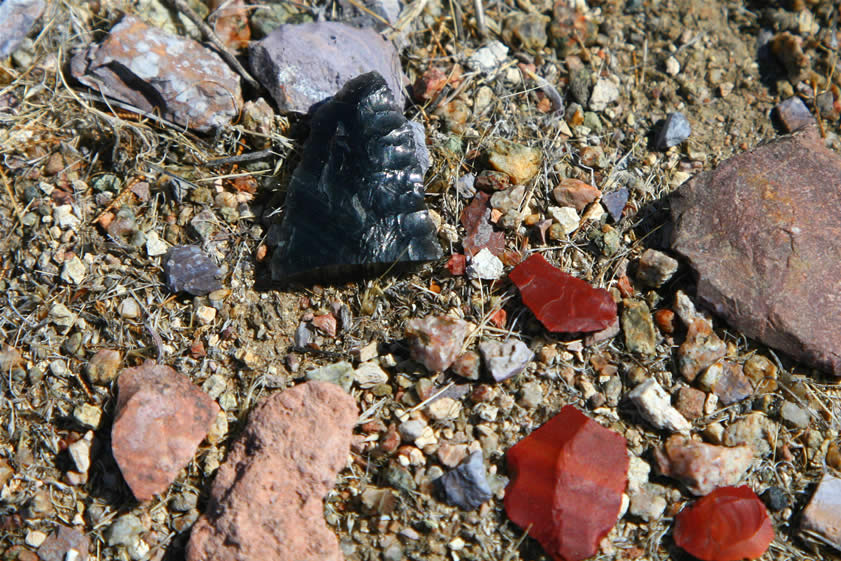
[97,211,115,229]
[429,279,441,293]
[616,275,634,298]
[489,308,507,329]
[255,244,268,262]
[490,208,503,223]
[673,486,773,561]
[654,309,676,334]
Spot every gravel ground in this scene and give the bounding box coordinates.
[1,0,840,560]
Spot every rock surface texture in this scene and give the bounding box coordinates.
[509,253,616,333]
[800,473,841,549]
[112,360,220,501]
[249,22,405,113]
[187,381,358,561]
[70,16,242,132]
[671,130,841,375]
[505,405,628,561]
[270,72,441,282]
[0,0,44,59]
[673,485,773,561]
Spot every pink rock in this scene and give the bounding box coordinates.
[509,253,616,333]
[406,315,470,372]
[654,435,753,496]
[112,360,220,501]
[552,178,601,211]
[187,381,358,561]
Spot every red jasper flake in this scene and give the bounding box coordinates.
[504,405,629,561]
[461,192,505,257]
[509,253,617,333]
[673,485,774,561]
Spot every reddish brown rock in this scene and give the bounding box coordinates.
[112,360,220,501]
[462,192,505,257]
[405,315,470,372]
[674,485,773,561]
[678,318,726,382]
[509,253,616,333]
[187,381,358,561]
[800,473,841,549]
[505,405,628,561]
[207,0,250,49]
[70,16,242,132]
[671,130,841,375]
[552,178,601,211]
[673,386,706,421]
[654,435,753,496]
[37,525,89,561]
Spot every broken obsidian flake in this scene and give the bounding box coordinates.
[270,72,442,282]
[164,246,223,296]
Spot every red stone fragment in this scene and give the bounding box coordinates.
[509,253,617,333]
[673,486,773,561]
[446,254,466,275]
[504,405,629,561]
[462,192,505,257]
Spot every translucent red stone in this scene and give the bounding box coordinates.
[509,253,617,333]
[673,485,774,561]
[504,405,629,561]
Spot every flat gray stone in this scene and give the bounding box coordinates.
[671,130,841,375]
[249,22,405,114]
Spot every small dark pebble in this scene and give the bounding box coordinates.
[163,245,223,296]
[774,97,815,132]
[436,450,492,510]
[761,486,788,512]
[655,112,691,150]
[602,188,629,221]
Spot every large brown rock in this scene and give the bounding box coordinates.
[70,16,242,132]
[671,130,841,375]
[187,381,358,561]
[112,360,220,501]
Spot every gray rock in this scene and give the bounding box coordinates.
[408,121,431,176]
[164,246,223,296]
[306,361,355,392]
[775,96,815,133]
[672,130,841,375]
[0,0,44,59]
[800,474,841,549]
[636,249,679,288]
[761,486,788,512]
[621,299,657,355]
[589,78,619,111]
[628,378,691,433]
[436,451,493,510]
[601,188,628,221]
[467,248,504,280]
[338,0,401,32]
[655,112,691,150]
[628,484,667,521]
[479,339,533,382]
[106,514,144,547]
[249,22,405,113]
[269,72,441,282]
[780,400,811,428]
[467,41,508,72]
[70,16,242,132]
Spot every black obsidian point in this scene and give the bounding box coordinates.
[270,71,442,283]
